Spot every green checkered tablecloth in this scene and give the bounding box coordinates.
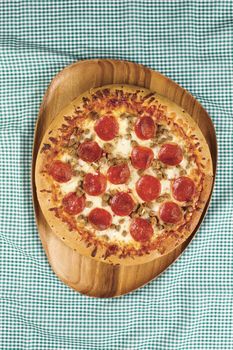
[0,1,232,349]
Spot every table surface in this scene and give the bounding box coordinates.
[0,1,232,349]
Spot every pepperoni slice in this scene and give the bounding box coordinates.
[110,192,134,216]
[159,201,182,224]
[62,192,85,215]
[94,115,119,141]
[88,208,112,230]
[134,116,156,140]
[83,172,107,196]
[172,176,195,202]
[78,140,102,163]
[107,163,130,184]
[131,146,154,170]
[130,218,153,242]
[158,143,183,166]
[49,160,72,183]
[136,175,161,202]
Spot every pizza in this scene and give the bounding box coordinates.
[35,84,213,265]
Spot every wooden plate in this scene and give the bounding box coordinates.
[32,59,217,298]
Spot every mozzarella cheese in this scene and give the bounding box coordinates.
[60,177,79,193]
[165,167,180,180]
[114,138,132,157]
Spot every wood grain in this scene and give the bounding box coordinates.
[32,59,217,297]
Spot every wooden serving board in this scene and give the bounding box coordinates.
[32,59,217,298]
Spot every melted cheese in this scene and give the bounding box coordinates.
[152,146,160,158]
[98,216,132,243]
[118,117,128,134]
[60,153,72,162]
[180,158,188,168]
[165,167,180,180]
[114,138,132,157]
[76,159,94,173]
[60,177,79,193]
[82,196,103,217]
[161,180,171,193]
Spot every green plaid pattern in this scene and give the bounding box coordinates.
[0,1,232,349]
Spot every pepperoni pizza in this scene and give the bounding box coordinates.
[35,85,213,265]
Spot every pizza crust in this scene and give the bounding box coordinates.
[155,95,213,177]
[184,174,213,233]
[35,84,213,266]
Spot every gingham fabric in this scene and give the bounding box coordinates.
[0,1,232,349]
